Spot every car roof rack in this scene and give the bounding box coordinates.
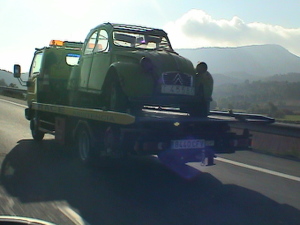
[106,23,167,35]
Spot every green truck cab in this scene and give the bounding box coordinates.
[14,40,82,109]
[68,23,213,117]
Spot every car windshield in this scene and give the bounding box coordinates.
[113,31,173,51]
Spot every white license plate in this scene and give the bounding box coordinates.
[161,85,195,96]
[171,139,205,150]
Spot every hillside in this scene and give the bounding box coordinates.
[0,70,18,87]
[176,44,300,85]
[0,70,27,89]
[264,73,300,82]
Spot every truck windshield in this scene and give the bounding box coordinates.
[113,31,173,51]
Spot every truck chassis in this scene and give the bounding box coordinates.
[26,102,274,166]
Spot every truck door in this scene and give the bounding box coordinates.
[87,29,111,92]
[79,30,98,89]
[27,51,43,105]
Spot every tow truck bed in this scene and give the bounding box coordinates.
[28,102,274,158]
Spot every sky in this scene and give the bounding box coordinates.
[1,0,300,72]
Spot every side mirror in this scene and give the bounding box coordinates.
[13,64,21,78]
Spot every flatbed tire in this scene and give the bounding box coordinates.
[77,126,96,166]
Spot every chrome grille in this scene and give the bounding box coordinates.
[162,72,193,86]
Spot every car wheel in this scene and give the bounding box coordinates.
[108,80,128,112]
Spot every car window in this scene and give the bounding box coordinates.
[113,31,173,51]
[95,29,109,53]
[84,31,98,55]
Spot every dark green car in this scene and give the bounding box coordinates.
[68,23,213,117]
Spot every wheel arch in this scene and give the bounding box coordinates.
[103,63,131,90]
[103,62,152,98]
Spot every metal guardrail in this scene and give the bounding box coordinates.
[0,85,26,100]
[0,86,26,94]
[230,122,300,138]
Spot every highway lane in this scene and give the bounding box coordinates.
[190,152,300,210]
[0,97,75,224]
[0,96,300,225]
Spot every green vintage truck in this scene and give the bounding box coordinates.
[68,23,213,116]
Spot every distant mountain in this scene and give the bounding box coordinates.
[210,73,241,86]
[0,70,27,89]
[176,44,300,86]
[264,73,300,82]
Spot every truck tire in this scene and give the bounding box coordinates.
[77,127,92,164]
[76,123,128,167]
[30,117,45,141]
[77,126,94,165]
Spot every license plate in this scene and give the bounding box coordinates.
[171,139,205,150]
[161,85,195,96]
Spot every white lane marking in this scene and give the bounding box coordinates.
[215,157,300,182]
[57,206,90,225]
[0,98,26,108]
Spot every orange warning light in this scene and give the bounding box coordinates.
[49,40,64,46]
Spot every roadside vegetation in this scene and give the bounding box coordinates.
[213,79,300,123]
[0,78,25,100]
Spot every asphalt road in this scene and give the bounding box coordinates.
[0,95,300,225]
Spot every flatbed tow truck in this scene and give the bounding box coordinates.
[12,28,274,172]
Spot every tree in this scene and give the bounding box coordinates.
[8,83,18,88]
[0,78,7,86]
